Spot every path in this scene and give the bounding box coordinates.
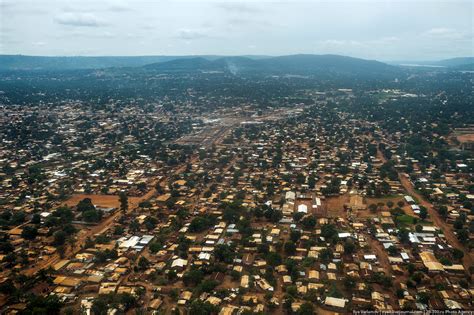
[399,174,473,273]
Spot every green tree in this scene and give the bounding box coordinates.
[21,226,38,240]
[214,244,235,263]
[138,257,150,270]
[183,269,204,286]
[419,206,428,220]
[452,248,464,260]
[284,241,296,255]
[77,198,95,212]
[297,302,314,315]
[189,300,218,315]
[119,191,128,213]
[53,230,67,246]
[398,228,410,244]
[301,216,316,229]
[343,239,356,255]
[24,294,63,315]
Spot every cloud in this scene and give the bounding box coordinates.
[32,41,46,47]
[215,3,261,14]
[107,2,133,12]
[54,12,107,27]
[423,28,470,40]
[60,1,132,13]
[379,36,399,42]
[319,40,367,47]
[55,30,116,39]
[176,28,209,40]
[0,0,15,9]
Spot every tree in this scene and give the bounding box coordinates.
[83,209,103,222]
[369,204,378,213]
[189,300,218,315]
[437,205,448,218]
[149,242,162,253]
[452,248,464,260]
[197,279,218,293]
[319,248,333,263]
[457,229,469,242]
[31,213,41,224]
[91,297,108,315]
[301,216,316,229]
[144,216,158,230]
[388,245,398,256]
[265,252,282,266]
[189,215,215,233]
[396,288,405,299]
[419,206,428,220]
[290,229,301,243]
[53,230,67,246]
[183,269,204,286]
[284,241,296,255]
[130,219,140,232]
[343,239,356,255]
[0,279,15,295]
[119,191,128,213]
[221,202,243,223]
[138,257,150,270]
[24,294,63,315]
[321,224,338,242]
[77,198,95,212]
[344,276,356,290]
[297,302,314,315]
[214,244,235,263]
[113,226,124,235]
[21,226,38,240]
[439,257,452,266]
[398,228,410,244]
[417,292,430,305]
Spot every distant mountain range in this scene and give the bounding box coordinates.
[0,55,218,71]
[435,57,474,67]
[392,57,474,69]
[0,54,472,76]
[0,55,265,71]
[143,54,399,77]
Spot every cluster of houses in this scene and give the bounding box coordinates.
[0,90,472,313]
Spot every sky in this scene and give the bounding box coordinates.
[0,0,472,61]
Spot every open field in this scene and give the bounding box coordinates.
[324,195,349,217]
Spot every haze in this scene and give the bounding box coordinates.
[0,0,472,61]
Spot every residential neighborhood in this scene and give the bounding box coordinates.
[0,82,472,314]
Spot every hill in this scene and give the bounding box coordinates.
[144,54,400,77]
[435,57,474,67]
[0,55,218,71]
[0,55,272,71]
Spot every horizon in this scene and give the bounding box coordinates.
[1,0,472,60]
[1,53,472,63]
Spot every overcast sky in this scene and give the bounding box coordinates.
[0,0,472,60]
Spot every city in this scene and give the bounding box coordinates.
[0,60,472,313]
[0,0,473,314]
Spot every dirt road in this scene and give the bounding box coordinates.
[22,161,191,277]
[399,174,473,272]
[376,141,472,273]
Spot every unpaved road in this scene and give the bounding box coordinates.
[399,174,473,272]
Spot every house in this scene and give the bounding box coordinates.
[419,251,444,273]
[325,296,347,309]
